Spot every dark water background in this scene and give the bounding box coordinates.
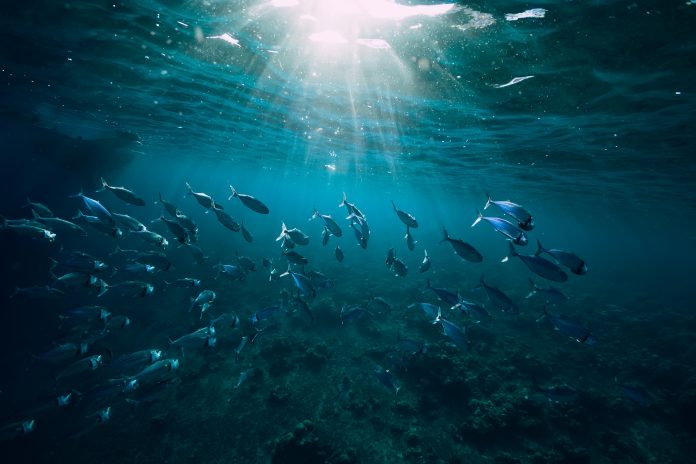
[1,1,695,463]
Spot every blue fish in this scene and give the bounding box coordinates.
[249,306,281,326]
[435,311,468,351]
[538,309,596,345]
[280,269,316,297]
[537,240,588,275]
[374,364,400,395]
[503,242,568,282]
[471,210,527,245]
[484,192,534,231]
[70,191,115,227]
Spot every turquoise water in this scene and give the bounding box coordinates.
[1,1,695,463]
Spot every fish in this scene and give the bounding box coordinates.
[241,221,253,243]
[209,313,240,332]
[0,219,56,241]
[471,210,528,246]
[386,247,396,268]
[435,310,468,351]
[397,334,427,356]
[130,229,168,248]
[616,380,653,406]
[349,214,370,241]
[156,192,179,217]
[321,226,330,245]
[121,263,156,274]
[233,368,256,389]
[533,380,578,403]
[186,243,206,265]
[440,228,483,262]
[213,206,241,232]
[426,280,461,309]
[368,296,391,314]
[11,285,66,299]
[185,182,220,210]
[350,220,368,249]
[335,245,344,262]
[111,280,153,298]
[392,201,418,228]
[476,275,519,313]
[503,242,568,282]
[99,177,146,206]
[250,306,281,326]
[374,365,400,395]
[283,250,308,265]
[235,254,256,272]
[131,358,180,386]
[338,192,365,219]
[308,270,333,289]
[174,211,198,240]
[215,263,245,281]
[72,211,121,238]
[156,215,189,244]
[458,299,492,323]
[165,278,201,288]
[135,251,172,271]
[169,328,216,353]
[276,222,310,245]
[392,257,408,277]
[537,240,588,275]
[108,349,163,371]
[525,278,568,305]
[34,342,88,364]
[70,191,116,227]
[111,212,146,232]
[419,249,431,273]
[59,305,110,324]
[408,302,440,322]
[340,304,366,324]
[55,354,104,382]
[60,251,108,273]
[233,336,249,362]
[292,295,314,326]
[228,185,269,214]
[537,309,596,345]
[280,268,316,297]
[25,198,53,217]
[484,192,534,231]
[310,209,343,237]
[0,419,35,441]
[405,226,416,251]
[31,211,87,236]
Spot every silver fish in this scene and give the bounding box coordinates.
[229,185,269,214]
[440,228,482,262]
[310,209,342,237]
[419,249,431,273]
[405,226,416,251]
[537,240,588,275]
[471,210,528,246]
[99,177,146,206]
[276,222,309,245]
[484,192,534,231]
[392,201,418,228]
[503,242,568,282]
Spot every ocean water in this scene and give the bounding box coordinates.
[1,1,695,463]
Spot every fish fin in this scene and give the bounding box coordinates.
[484,192,493,210]
[536,239,544,256]
[471,210,483,228]
[185,182,193,195]
[68,189,84,199]
[275,222,287,241]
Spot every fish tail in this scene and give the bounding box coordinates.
[534,306,549,323]
[484,192,493,210]
[68,189,83,199]
[228,185,237,201]
[439,227,449,243]
[525,278,537,299]
[275,222,287,241]
[536,239,545,256]
[391,200,397,211]
[471,210,483,228]
[98,177,108,192]
[338,192,347,207]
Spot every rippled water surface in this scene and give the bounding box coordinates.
[1,1,695,463]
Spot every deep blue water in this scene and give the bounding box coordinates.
[1,1,695,463]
